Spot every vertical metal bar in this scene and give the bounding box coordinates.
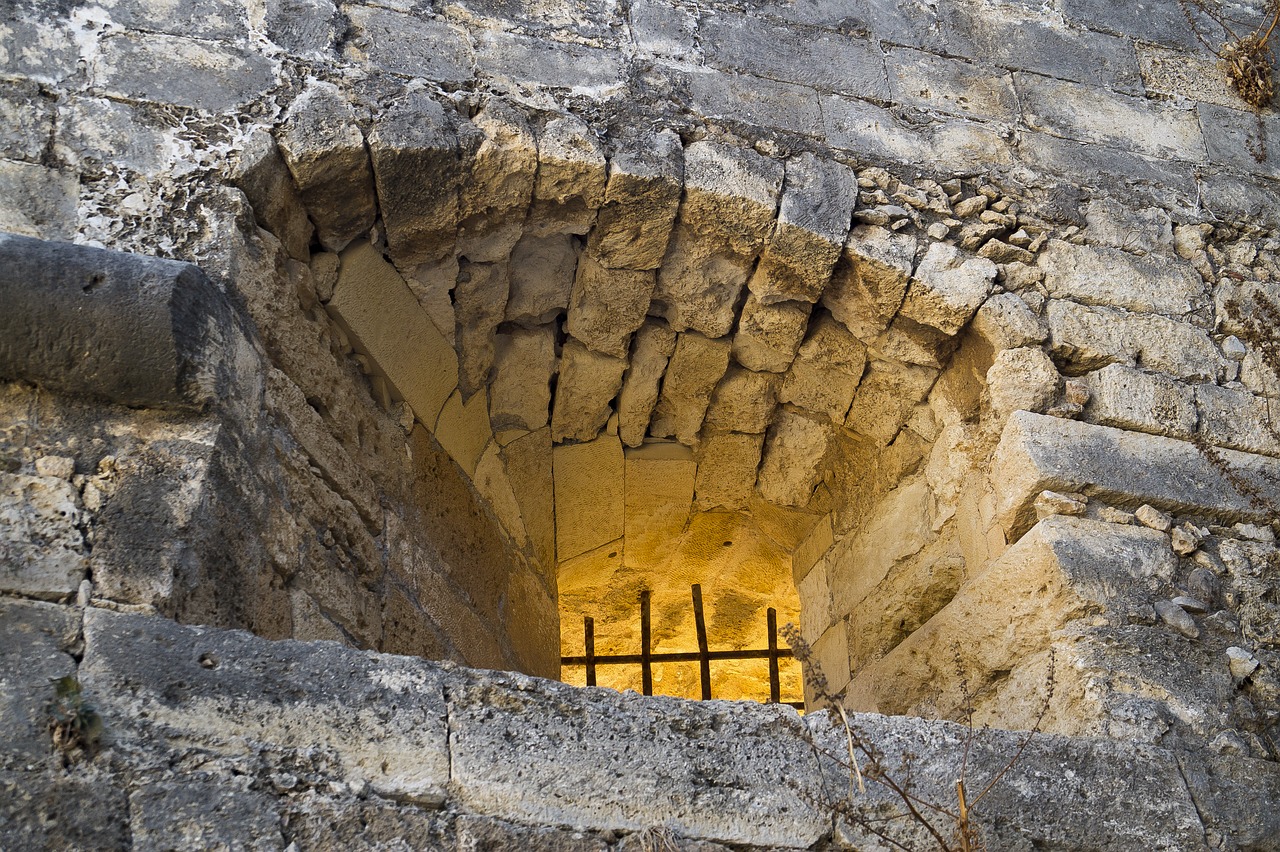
[692,584,712,700]
[584,616,597,687]
[767,607,781,704]
[640,589,653,696]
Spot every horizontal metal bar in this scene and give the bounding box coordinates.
[562,648,794,666]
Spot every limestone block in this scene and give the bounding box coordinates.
[501,428,556,572]
[0,161,77,240]
[731,294,812,373]
[792,514,834,584]
[1135,504,1173,532]
[0,599,77,763]
[704,367,781,434]
[94,31,277,113]
[991,410,1280,540]
[845,359,938,444]
[1195,383,1280,456]
[504,233,579,326]
[446,669,825,846]
[228,128,313,261]
[0,773,129,851]
[971,291,1048,350]
[617,321,678,447]
[528,113,607,236]
[343,6,473,82]
[827,478,933,617]
[1039,239,1208,317]
[455,260,510,399]
[653,141,784,337]
[565,252,656,358]
[0,475,85,599]
[474,442,529,549]
[405,257,459,343]
[432,389,493,478]
[651,332,733,446]
[694,432,765,511]
[1084,363,1196,438]
[329,243,459,429]
[623,444,697,568]
[780,314,867,422]
[552,340,627,444]
[553,435,624,561]
[457,97,537,262]
[986,346,1060,419]
[1046,300,1228,382]
[1035,489,1088,520]
[748,152,856,305]
[81,608,451,805]
[277,81,376,252]
[811,620,852,697]
[757,409,831,506]
[456,815,607,852]
[587,129,683,270]
[900,242,996,335]
[869,316,955,369]
[822,225,917,340]
[129,781,282,851]
[490,326,556,432]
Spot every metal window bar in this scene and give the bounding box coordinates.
[562,584,803,709]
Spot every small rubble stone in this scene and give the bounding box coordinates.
[1155,599,1200,639]
[1232,522,1275,542]
[1063,378,1090,406]
[1135,504,1173,532]
[1187,566,1219,604]
[1034,489,1088,520]
[1226,646,1260,679]
[34,456,75,480]
[1097,506,1135,524]
[900,242,996,335]
[1222,335,1248,361]
[970,292,1048,350]
[1171,522,1204,556]
[1171,595,1209,614]
[953,195,988,218]
[927,222,950,240]
[978,239,1035,265]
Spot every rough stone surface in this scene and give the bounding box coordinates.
[704,367,781,435]
[757,410,831,506]
[650,332,733,446]
[588,129,683,270]
[551,340,627,444]
[732,294,812,373]
[553,435,624,561]
[823,226,917,340]
[490,326,556,431]
[780,314,867,422]
[617,321,678,448]
[900,242,997,335]
[565,252,655,358]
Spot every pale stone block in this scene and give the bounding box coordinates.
[617,321,678,447]
[552,339,628,444]
[732,294,812,373]
[869,316,954,369]
[501,427,556,572]
[653,141,784,337]
[455,259,509,399]
[457,97,537,262]
[474,442,529,548]
[650,332,733,446]
[845,359,938,444]
[504,233,579,326]
[971,291,1048,350]
[797,559,831,647]
[490,326,556,432]
[1046,300,1228,382]
[565,251,655,358]
[811,619,851,696]
[588,128,683,270]
[434,389,493,477]
[792,513,834,584]
[704,367,781,434]
[329,242,458,429]
[694,432,765,511]
[899,242,996,335]
[828,478,933,617]
[1195,383,1280,456]
[1039,238,1208,317]
[1034,489,1088,520]
[986,346,1060,419]
[1084,363,1196,438]
[623,446,696,568]
[780,314,867,422]
[528,113,607,237]
[404,257,459,344]
[757,409,831,507]
[822,225,916,341]
[748,152,856,305]
[0,473,88,599]
[553,434,625,561]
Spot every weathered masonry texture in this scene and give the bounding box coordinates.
[3,0,1280,847]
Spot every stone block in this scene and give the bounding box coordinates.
[1046,300,1227,382]
[1197,101,1280,179]
[818,93,927,162]
[264,0,345,56]
[95,0,249,40]
[683,65,827,140]
[1084,363,1196,438]
[624,444,697,567]
[0,13,78,84]
[704,367,781,434]
[0,771,129,851]
[587,128,683,270]
[823,225,916,340]
[810,619,851,696]
[475,30,626,100]
[701,12,888,100]
[455,259,510,398]
[651,332,733,446]
[780,314,867,422]
[0,81,53,162]
[529,113,607,236]
[797,559,831,646]
[277,82,377,252]
[129,780,282,851]
[827,477,933,618]
[991,410,1280,539]
[694,432,765,511]
[970,291,1047,351]
[405,258,460,342]
[553,435,624,561]
[1015,130,1199,204]
[747,152,856,305]
[456,815,608,852]
[435,388,493,477]
[653,141,784,337]
[228,129,314,261]
[845,359,938,444]
[1060,0,1202,50]
[757,409,831,506]
[1138,44,1241,109]
[870,316,955,369]
[501,427,556,572]
[886,47,1018,122]
[344,6,473,83]
[985,346,1060,420]
[1182,752,1280,850]
[0,599,78,764]
[631,0,697,56]
[1195,383,1280,457]
[329,242,459,429]
[565,252,656,358]
[368,90,464,267]
[0,160,77,240]
[446,669,825,846]
[94,31,277,113]
[792,513,834,584]
[731,294,812,373]
[281,791,446,852]
[617,321,678,447]
[457,98,538,262]
[503,563,560,679]
[490,326,556,432]
[1038,239,1207,317]
[1017,72,1205,162]
[900,242,995,336]
[81,608,451,805]
[505,233,580,325]
[551,339,627,443]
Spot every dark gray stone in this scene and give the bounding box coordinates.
[1197,101,1280,179]
[99,0,248,40]
[0,770,129,851]
[344,6,474,84]
[0,161,77,240]
[282,791,447,851]
[57,96,169,177]
[95,31,278,113]
[455,815,609,852]
[130,778,283,851]
[0,12,78,84]
[264,0,344,56]
[0,80,54,162]
[228,130,315,262]
[1014,131,1199,210]
[1179,751,1280,849]
[0,234,235,410]
[681,65,826,142]
[474,29,625,93]
[1061,0,1205,50]
[0,598,78,766]
[1197,170,1280,230]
